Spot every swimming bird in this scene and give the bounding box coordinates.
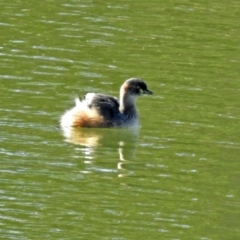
[60,78,153,128]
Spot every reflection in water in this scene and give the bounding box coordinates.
[61,126,140,177]
[62,126,101,147]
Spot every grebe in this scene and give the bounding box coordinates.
[60,78,153,128]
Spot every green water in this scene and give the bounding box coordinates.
[1,0,240,239]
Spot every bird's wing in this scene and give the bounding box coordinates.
[86,93,120,120]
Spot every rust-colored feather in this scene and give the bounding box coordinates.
[71,109,104,127]
[61,107,105,128]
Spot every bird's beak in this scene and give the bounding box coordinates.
[143,89,153,95]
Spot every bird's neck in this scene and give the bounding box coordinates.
[119,90,137,115]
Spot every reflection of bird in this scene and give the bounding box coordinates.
[61,127,139,148]
[61,127,101,147]
[60,78,153,128]
[61,127,139,174]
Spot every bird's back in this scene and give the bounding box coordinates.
[87,93,128,127]
[60,93,123,128]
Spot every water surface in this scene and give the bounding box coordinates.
[1,0,240,239]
